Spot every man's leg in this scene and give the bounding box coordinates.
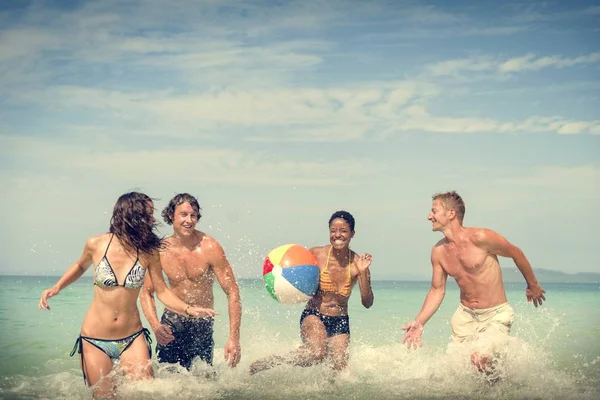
[471,304,515,381]
[156,310,188,370]
[187,318,215,369]
[450,304,477,344]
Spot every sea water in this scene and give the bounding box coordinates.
[0,276,599,399]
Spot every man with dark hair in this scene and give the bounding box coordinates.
[140,193,242,371]
[401,191,546,380]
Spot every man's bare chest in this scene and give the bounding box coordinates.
[162,251,211,282]
[441,243,489,276]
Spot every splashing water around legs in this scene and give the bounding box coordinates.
[3,278,600,399]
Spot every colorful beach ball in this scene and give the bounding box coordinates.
[262,244,320,305]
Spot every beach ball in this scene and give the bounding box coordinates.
[262,244,320,305]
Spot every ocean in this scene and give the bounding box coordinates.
[0,276,598,399]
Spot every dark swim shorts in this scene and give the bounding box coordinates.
[156,309,214,370]
[300,308,350,337]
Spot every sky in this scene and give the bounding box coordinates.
[0,0,598,280]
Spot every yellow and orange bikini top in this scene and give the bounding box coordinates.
[319,246,353,297]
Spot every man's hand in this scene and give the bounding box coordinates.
[401,320,424,350]
[153,324,175,346]
[526,282,546,307]
[224,337,241,368]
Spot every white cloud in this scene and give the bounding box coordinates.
[0,0,336,95]
[9,81,438,139]
[556,122,599,135]
[461,26,527,36]
[1,0,599,280]
[2,0,597,143]
[7,79,599,139]
[0,134,388,186]
[395,107,600,135]
[426,56,495,77]
[511,3,600,23]
[427,52,600,77]
[499,53,600,73]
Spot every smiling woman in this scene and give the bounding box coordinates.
[249,210,374,375]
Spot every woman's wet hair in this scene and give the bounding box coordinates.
[109,192,163,255]
[161,193,202,225]
[328,210,355,231]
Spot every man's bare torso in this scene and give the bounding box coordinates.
[160,232,215,308]
[435,228,508,309]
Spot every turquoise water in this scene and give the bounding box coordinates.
[0,276,599,399]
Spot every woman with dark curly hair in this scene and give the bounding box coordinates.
[249,210,374,376]
[39,192,216,398]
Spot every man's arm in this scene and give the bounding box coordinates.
[209,238,242,367]
[140,274,174,345]
[474,229,546,307]
[140,275,161,329]
[401,248,448,349]
[414,249,448,326]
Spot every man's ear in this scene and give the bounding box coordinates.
[448,209,456,220]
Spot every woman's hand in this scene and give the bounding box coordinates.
[39,286,60,310]
[185,306,219,318]
[356,253,372,273]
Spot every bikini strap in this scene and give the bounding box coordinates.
[103,233,115,258]
[70,336,82,357]
[142,328,153,358]
[70,336,88,385]
[324,245,332,271]
[347,248,352,282]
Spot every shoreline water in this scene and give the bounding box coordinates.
[3,268,598,284]
[1,276,598,399]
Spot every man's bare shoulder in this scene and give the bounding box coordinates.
[198,232,230,265]
[467,227,497,245]
[432,238,447,250]
[159,236,180,255]
[198,231,223,250]
[430,240,446,265]
[162,235,177,246]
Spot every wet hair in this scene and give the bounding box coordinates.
[432,190,466,223]
[109,192,163,256]
[328,210,355,231]
[161,193,202,225]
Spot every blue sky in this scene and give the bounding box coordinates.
[1,0,598,279]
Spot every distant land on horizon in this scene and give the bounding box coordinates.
[3,268,598,283]
[500,267,600,284]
